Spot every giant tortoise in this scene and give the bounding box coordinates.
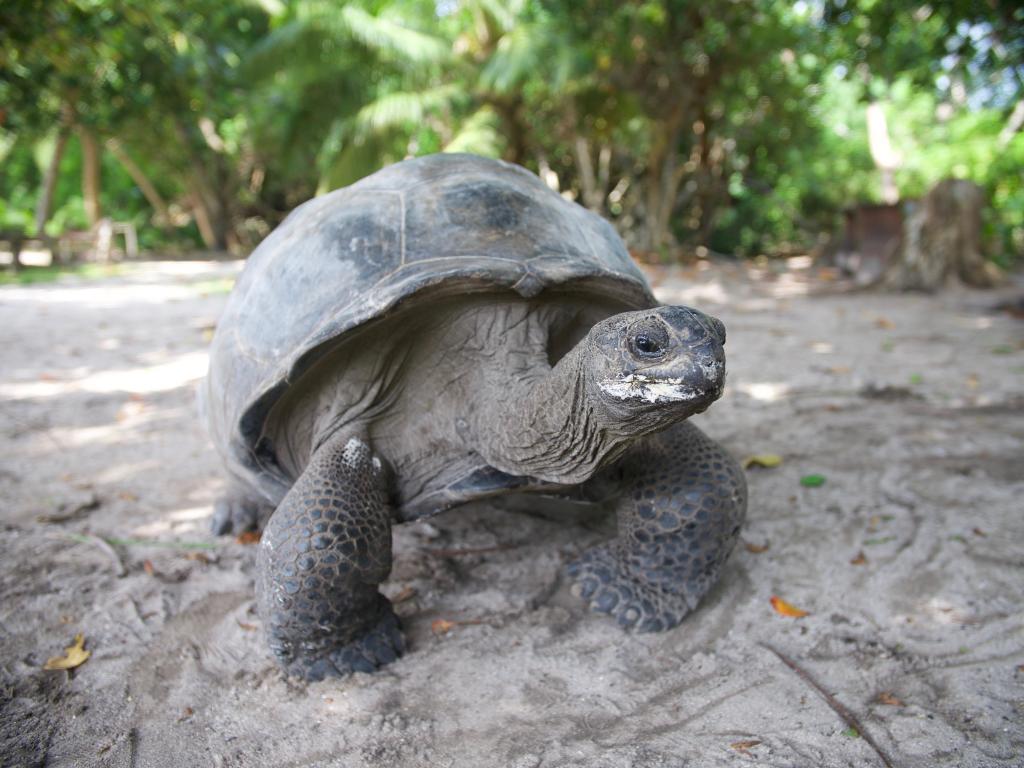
[203,153,746,680]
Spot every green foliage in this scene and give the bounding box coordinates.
[0,0,1019,263]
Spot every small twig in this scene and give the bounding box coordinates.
[431,617,490,636]
[74,533,127,577]
[760,643,894,768]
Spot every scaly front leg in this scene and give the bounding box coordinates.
[256,434,403,680]
[569,421,747,631]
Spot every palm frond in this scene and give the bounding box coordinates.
[480,20,574,94]
[473,0,521,36]
[444,105,504,157]
[244,19,325,81]
[353,84,461,134]
[331,5,450,64]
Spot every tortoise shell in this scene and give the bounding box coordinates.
[204,153,655,495]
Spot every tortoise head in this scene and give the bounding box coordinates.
[587,306,727,433]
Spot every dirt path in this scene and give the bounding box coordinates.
[1,260,1022,767]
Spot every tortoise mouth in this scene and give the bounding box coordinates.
[597,373,722,406]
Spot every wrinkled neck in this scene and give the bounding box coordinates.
[473,344,630,484]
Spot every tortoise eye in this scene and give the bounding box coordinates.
[629,324,669,359]
[635,334,660,354]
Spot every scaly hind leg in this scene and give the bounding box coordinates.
[256,434,403,680]
[210,479,273,535]
[568,421,747,631]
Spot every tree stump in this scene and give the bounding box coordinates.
[884,179,1002,291]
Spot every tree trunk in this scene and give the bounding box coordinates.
[174,117,231,250]
[35,125,72,236]
[641,120,685,258]
[573,137,612,213]
[866,102,901,205]
[105,138,171,226]
[884,179,1002,291]
[190,186,220,251]
[492,96,527,166]
[79,126,102,227]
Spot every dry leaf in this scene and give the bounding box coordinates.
[43,633,91,671]
[730,739,762,755]
[118,491,139,502]
[972,527,986,537]
[742,454,783,469]
[876,692,903,707]
[431,618,456,636]
[236,619,256,632]
[744,540,770,554]
[874,317,895,329]
[143,559,155,576]
[850,551,867,565]
[770,595,809,618]
[235,530,261,545]
[184,552,212,564]
[177,707,194,722]
[827,365,852,375]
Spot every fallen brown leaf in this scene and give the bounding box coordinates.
[235,530,261,545]
[236,619,256,631]
[744,540,770,554]
[143,559,155,576]
[876,692,903,707]
[177,707,194,722]
[43,633,91,671]
[850,551,867,566]
[874,317,895,329]
[184,551,212,564]
[972,527,986,537]
[117,491,139,502]
[431,618,456,636]
[770,595,809,618]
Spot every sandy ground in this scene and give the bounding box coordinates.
[1,258,1022,768]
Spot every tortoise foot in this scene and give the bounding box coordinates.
[210,493,266,535]
[282,606,405,682]
[567,544,692,633]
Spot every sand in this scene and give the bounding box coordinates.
[1,258,1022,768]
